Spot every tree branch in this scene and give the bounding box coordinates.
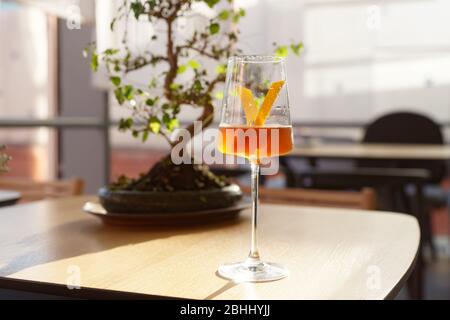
[123,54,168,73]
[206,73,226,94]
[163,17,178,100]
[178,45,218,59]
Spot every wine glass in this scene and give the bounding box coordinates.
[217,55,293,282]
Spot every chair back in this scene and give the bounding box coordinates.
[360,111,446,182]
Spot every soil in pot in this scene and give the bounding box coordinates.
[99,156,243,213]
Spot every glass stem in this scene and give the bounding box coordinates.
[248,162,261,265]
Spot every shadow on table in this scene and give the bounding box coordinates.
[204,274,239,299]
[0,214,245,277]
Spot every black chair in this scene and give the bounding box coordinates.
[359,112,446,184]
[362,112,445,253]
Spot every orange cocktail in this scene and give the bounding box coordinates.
[218,125,293,160]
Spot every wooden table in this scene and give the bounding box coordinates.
[0,196,419,300]
[292,143,450,160]
[0,190,21,208]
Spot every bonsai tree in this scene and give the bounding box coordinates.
[86,0,302,192]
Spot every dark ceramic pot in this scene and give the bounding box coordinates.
[98,184,243,214]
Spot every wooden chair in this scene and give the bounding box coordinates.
[0,178,84,203]
[240,186,376,210]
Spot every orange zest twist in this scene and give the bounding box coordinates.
[238,80,285,126]
[238,86,259,125]
[254,80,285,126]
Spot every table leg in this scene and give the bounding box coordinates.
[407,245,424,300]
[405,183,430,300]
[415,184,436,261]
[308,157,317,168]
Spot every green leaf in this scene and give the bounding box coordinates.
[193,80,203,92]
[228,31,237,41]
[209,23,220,35]
[232,13,241,23]
[162,113,179,132]
[82,48,88,58]
[231,8,245,23]
[145,98,155,106]
[255,96,265,107]
[187,59,200,69]
[149,78,158,88]
[218,10,229,20]
[110,18,117,31]
[141,130,149,142]
[90,52,99,72]
[275,46,289,57]
[177,65,187,74]
[215,64,226,74]
[114,88,125,105]
[167,119,179,131]
[104,48,119,55]
[162,113,171,125]
[214,91,224,100]
[123,85,134,100]
[110,76,121,86]
[119,118,133,131]
[149,117,161,134]
[290,42,304,56]
[130,1,145,19]
[169,83,181,91]
[204,0,220,8]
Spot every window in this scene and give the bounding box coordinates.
[239,0,450,128]
[0,2,57,180]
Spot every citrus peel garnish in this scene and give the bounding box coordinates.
[238,86,259,125]
[238,80,285,126]
[254,80,285,126]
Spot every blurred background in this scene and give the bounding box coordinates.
[0,0,449,299]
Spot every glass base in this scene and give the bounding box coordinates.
[218,259,289,282]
